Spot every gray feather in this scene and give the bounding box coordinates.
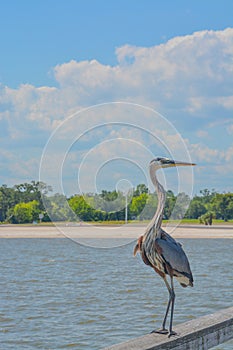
[156,235,192,277]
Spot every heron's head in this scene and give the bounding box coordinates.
[150,157,196,170]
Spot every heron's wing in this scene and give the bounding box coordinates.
[160,228,182,246]
[156,235,192,277]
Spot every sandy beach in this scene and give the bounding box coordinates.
[0,224,232,239]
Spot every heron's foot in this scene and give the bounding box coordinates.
[168,330,177,337]
[151,328,169,335]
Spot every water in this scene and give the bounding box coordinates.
[0,237,232,349]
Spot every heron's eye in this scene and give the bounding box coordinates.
[161,158,174,164]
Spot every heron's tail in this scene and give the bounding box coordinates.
[133,235,143,256]
[133,243,140,256]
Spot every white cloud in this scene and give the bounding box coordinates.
[54,59,114,89]
[227,124,233,135]
[196,130,209,138]
[49,27,233,118]
[225,146,233,162]
[190,143,223,163]
[0,28,233,191]
[1,28,233,132]
[0,148,39,185]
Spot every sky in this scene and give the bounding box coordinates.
[0,0,233,197]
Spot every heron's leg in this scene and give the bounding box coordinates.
[161,277,172,330]
[168,277,177,337]
[152,276,171,335]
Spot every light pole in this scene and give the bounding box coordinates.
[125,191,128,224]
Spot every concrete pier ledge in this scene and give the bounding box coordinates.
[102,306,233,350]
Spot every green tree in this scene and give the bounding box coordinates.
[43,193,74,222]
[14,181,52,210]
[199,211,214,225]
[100,190,118,201]
[13,200,40,224]
[133,184,148,197]
[185,197,207,219]
[210,193,233,221]
[164,190,176,220]
[0,185,18,222]
[86,190,126,215]
[169,192,190,220]
[129,193,148,219]
[142,193,158,220]
[69,195,100,221]
[200,188,216,203]
[0,182,53,222]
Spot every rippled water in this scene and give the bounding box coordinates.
[0,237,232,349]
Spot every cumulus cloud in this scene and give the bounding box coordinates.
[1,28,233,131]
[196,130,209,138]
[50,28,233,120]
[190,143,223,163]
[227,124,233,135]
[116,29,233,113]
[0,28,233,191]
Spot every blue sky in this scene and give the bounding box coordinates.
[0,0,233,196]
[1,0,233,87]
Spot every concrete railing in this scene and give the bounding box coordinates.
[103,306,233,350]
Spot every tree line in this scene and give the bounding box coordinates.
[0,182,232,224]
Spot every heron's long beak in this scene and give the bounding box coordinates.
[173,161,196,167]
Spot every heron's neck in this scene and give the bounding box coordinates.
[145,167,166,239]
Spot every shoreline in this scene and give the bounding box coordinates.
[0,224,232,239]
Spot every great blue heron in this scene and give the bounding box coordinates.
[134,157,195,337]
